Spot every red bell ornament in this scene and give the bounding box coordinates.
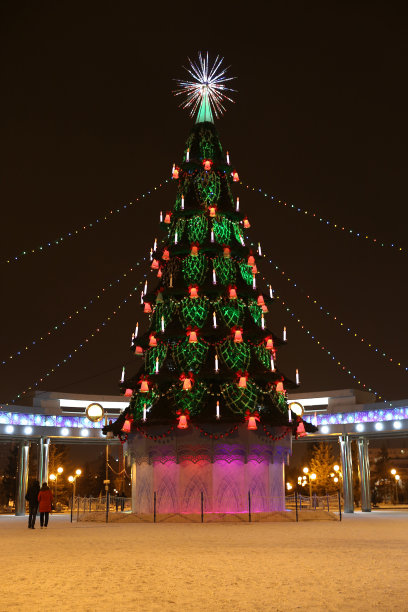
[229,285,237,299]
[157,267,162,278]
[243,216,251,229]
[232,170,239,182]
[122,419,132,433]
[124,389,133,398]
[209,205,217,218]
[296,419,307,438]
[189,285,199,299]
[238,376,247,388]
[149,333,157,347]
[183,378,192,391]
[151,259,159,270]
[257,294,265,306]
[223,246,231,259]
[234,328,243,343]
[276,381,285,394]
[140,380,149,393]
[262,304,268,313]
[135,345,143,355]
[144,302,152,313]
[247,416,257,430]
[188,330,198,343]
[162,248,170,261]
[251,265,258,275]
[164,212,171,224]
[203,159,213,171]
[265,337,274,350]
[191,245,199,256]
[248,254,255,266]
[177,414,188,429]
[172,165,179,179]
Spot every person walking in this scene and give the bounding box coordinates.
[38,482,53,529]
[25,480,40,529]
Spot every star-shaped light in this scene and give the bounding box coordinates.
[174,52,236,122]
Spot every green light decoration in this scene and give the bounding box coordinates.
[179,297,210,328]
[213,216,231,244]
[182,253,208,285]
[269,390,289,415]
[173,381,209,416]
[253,344,271,370]
[239,261,253,286]
[248,299,262,326]
[173,338,209,373]
[187,214,208,243]
[219,338,251,371]
[196,92,214,125]
[168,217,186,242]
[221,380,259,414]
[184,133,194,161]
[153,302,176,332]
[213,256,236,285]
[233,222,244,244]
[195,170,221,205]
[129,389,159,420]
[198,126,217,157]
[216,298,245,327]
[145,343,168,375]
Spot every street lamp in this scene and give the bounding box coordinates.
[390,469,400,504]
[49,467,64,503]
[286,483,293,491]
[301,467,316,499]
[68,470,82,499]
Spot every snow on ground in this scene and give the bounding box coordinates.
[1,511,408,612]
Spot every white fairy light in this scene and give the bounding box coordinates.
[236,197,239,212]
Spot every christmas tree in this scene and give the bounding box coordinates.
[104,53,312,445]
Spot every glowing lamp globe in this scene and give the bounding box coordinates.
[243,216,250,229]
[144,302,152,313]
[164,212,171,224]
[86,402,104,422]
[149,334,157,347]
[177,414,188,429]
[229,286,237,299]
[238,376,247,388]
[247,416,257,430]
[183,378,192,391]
[232,170,239,182]
[122,419,132,433]
[188,330,198,343]
[151,259,159,270]
[140,380,149,393]
[124,388,133,398]
[234,329,243,343]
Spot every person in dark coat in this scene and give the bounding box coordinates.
[25,480,40,529]
[38,482,53,528]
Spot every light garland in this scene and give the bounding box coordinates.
[254,248,407,373]
[11,287,141,404]
[1,263,147,366]
[239,182,406,253]
[3,181,170,265]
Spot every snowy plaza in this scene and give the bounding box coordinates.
[1,511,408,611]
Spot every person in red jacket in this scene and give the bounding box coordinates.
[38,483,53,529]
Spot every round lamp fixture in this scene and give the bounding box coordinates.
[86,403,104,422]
[288,401,304,417]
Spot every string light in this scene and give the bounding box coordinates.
[1,264,146,366]
[11,287,141,404]
[3,181,170,265]
[240,182,406,254]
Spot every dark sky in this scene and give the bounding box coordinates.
[1,1,407,406]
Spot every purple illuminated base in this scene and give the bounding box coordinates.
[126,425,291,515]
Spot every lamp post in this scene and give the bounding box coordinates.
[86,403,111,499]
[302,467,316,499]
[391,469,400,504]
[68,469,82,500]
[49,466,63,503]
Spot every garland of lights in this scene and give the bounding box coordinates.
[11,287,141,404]
[240,182,406,253]
[1,263,147,366]
[2,181,170,265]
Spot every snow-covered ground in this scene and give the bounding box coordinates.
[1,511,407,611]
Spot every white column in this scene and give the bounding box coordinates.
[38,437,51,485]
[16,441,30,516]
[357,437,371,512]
[339,435,354,513]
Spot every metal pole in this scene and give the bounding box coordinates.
[338,490,342,521]
[295,491,299,522]
[201,491,204,523]
[70,493,73,522]
[154,491,156,523]
[327,494,330,512]
[248,490,251,522]
[105,492,110,523]
[76,496,80,522]
[16,441,30,516]
[339,434,354,513]
[357,437,371,512]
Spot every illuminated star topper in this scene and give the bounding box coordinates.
[174,52,236,123]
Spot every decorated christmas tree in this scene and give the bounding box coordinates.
[104,54,314,515]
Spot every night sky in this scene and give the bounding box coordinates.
[1,2,407,406]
